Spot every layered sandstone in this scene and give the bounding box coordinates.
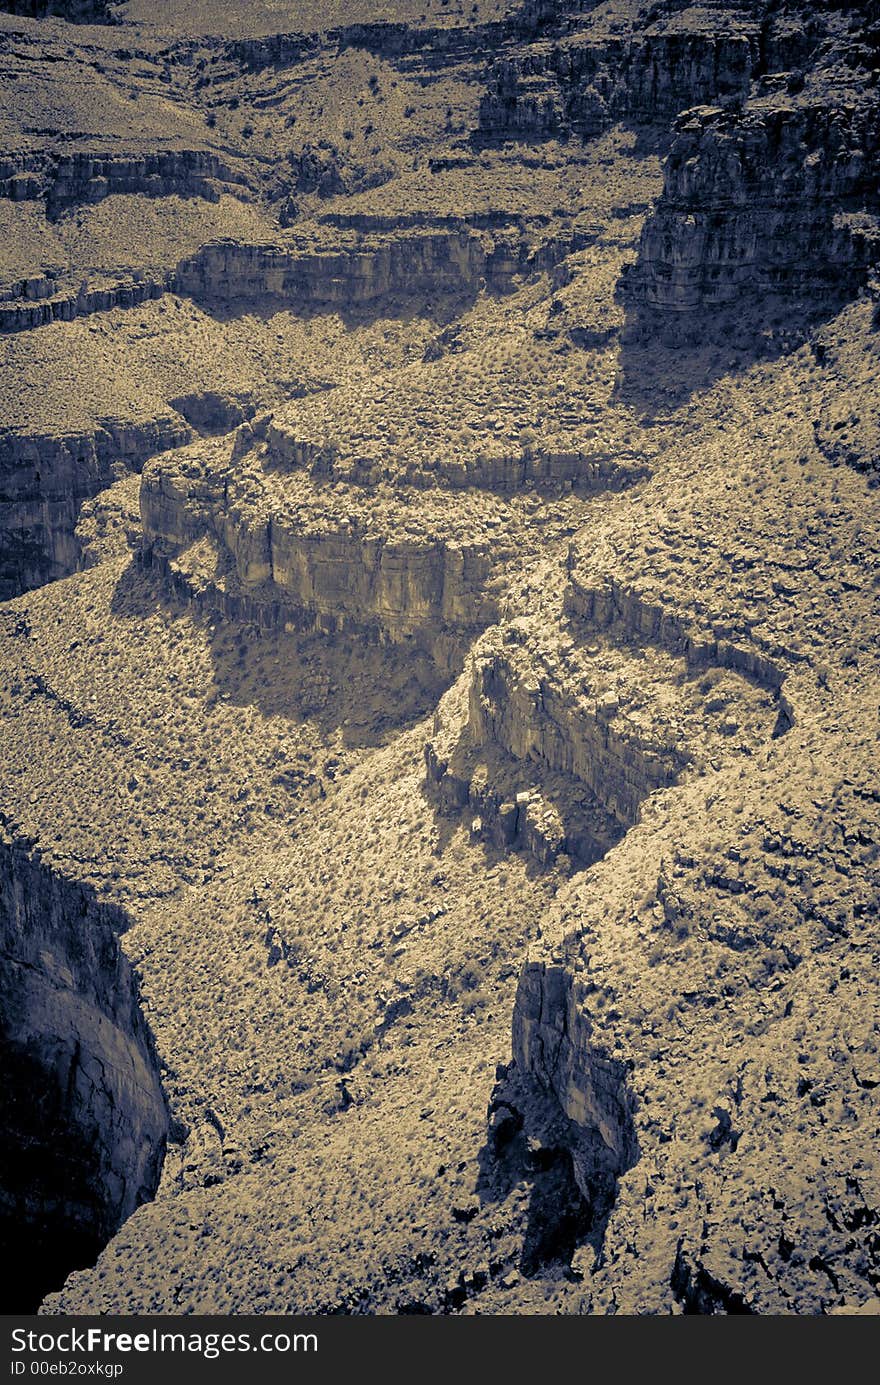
[0,274,168,333]
[140,434,504,662]
[174,224,547,307]
[426,604,781,869]
[1,0,879,1322]
[0,150,248,218]
[624,95,880,328]
[477,15,759,143]
[45,152,248,217]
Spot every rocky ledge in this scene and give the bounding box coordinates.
[0,415,191,599]
[0,0,879,1320]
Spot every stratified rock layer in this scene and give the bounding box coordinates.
[625,96,880,329]
[0,0,879,1320]
[0,416,191,598]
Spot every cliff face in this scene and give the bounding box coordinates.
[475,3,880,332]
[624,97,880,327]
[512,943,639,1182]
[0,833,167,1312]
[0,275,168,333]
[140,434,501,661]
[0,416,192,599]
[2,0,880,1320]
[565,570,788,691]
[477,24,759,142]
[174,226,546,307]
[0,150,246,217]
[220,1,576,75]
[426,602,783,870]
[44,152,247,218]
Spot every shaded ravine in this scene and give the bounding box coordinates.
[0,830,168,1311]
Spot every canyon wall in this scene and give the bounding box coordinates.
[0,275,168,333]
[0,831,167,1311]
[0,416,192,599]
[222,2,582,76]
[45,151,247,217]
[0,150,247,216]
[623,98,880,328]
[426,564,787,870]
[141,439,500,658]
[477,25,759,142]
[424,626,686,871]
[173,226,542,307]
[564,571,787,690]
[466,644,686,826]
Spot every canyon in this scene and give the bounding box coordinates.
[0,0,878,1317]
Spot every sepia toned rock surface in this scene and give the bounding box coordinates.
[0,0,878,1315]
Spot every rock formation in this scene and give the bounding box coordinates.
[477,14,759,142]
[174,227,512,307]
[624,94,880,333]
[0,416,191,598]
[0,826,167,1313]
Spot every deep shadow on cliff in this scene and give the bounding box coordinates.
[0,838,168,1311]
[110,556,457,750]
[613,294,853,419]
[474,1063,635,1285]
[191,285,485,334]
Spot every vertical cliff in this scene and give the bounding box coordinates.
[477,16,760,143]
[0,833,168,1311]
[0,417,193,601]
[623,97,880,332]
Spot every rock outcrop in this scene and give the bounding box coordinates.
[0,150,248,218]
[45,152,248,218]
[624,96,880,329]
[0,829,167,1312]
[174,225,552,308]
[265,412,648,495]
[0,274,168,333]
[426,607,782,868]
[565,570,788,692]
[510,705,880,1313]
[512,946,639,1182]
[140,434,502,664]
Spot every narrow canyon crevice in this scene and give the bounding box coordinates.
[0,833,168,1311]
